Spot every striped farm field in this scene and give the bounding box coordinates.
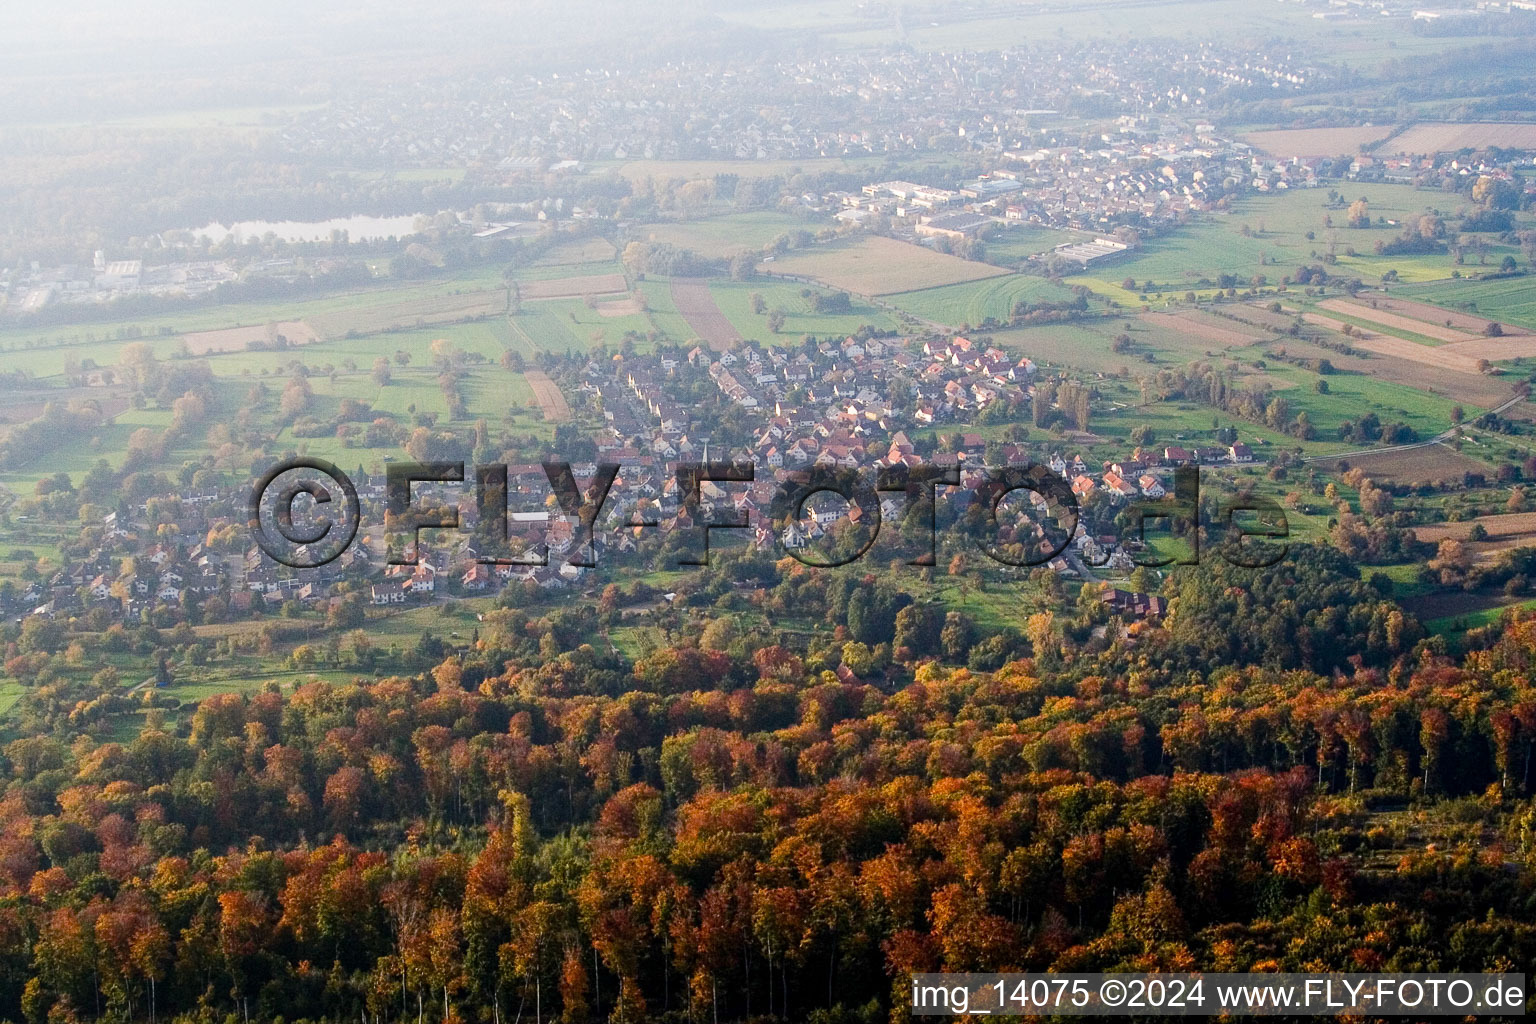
[1318,298,1480,344]
[1299,312,1485,374]
[1361,293,1531,336]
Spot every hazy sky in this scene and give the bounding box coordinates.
[0,0,687,77]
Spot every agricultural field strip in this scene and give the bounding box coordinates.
[305,289,509,339]
[1402,278,1536,332]
[1318,298,1481,344]
[1226,318,1512,409]
[517,274,630,300]
[522,369,571,422]
[1141,310,1261,347]
[1315,444,1492,481]
[1388,122,1536,154]
[669,277,742,351]
[181,321,320,354]
[1364,294,1530,336]
[1241,125,1396,158]
[1314,296,1536,361]
[1299,313,1486,374]
[1415,512,1536,546]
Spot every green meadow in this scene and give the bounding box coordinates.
[709,280,900,342]
[1069,183,1516,303]
[887,274,1079,328]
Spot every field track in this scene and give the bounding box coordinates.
[669,277,741,351]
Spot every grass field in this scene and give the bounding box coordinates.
[982,225,1084,267]
[983,304,1467,460]
[635,280,695,343]
[1425,597,1536,638]
[986,313,1269,376]
[0,268,513,378]
[0,405,182,490]
[760,235,1007,295]
[985,320,1154,376]
[0,310,586,492]
[1265,363,1464,439]
[1244,123,1536,162]
[886,275,1078,328]
[518,274,628,300]
[1069,184,1482,301]
[637,212,813,258]
[708,280,899,342]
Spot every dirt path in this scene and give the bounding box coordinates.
[669,277,741,351]
[523,369,571,422]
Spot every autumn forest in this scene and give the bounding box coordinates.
[0,547,1534,1024]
